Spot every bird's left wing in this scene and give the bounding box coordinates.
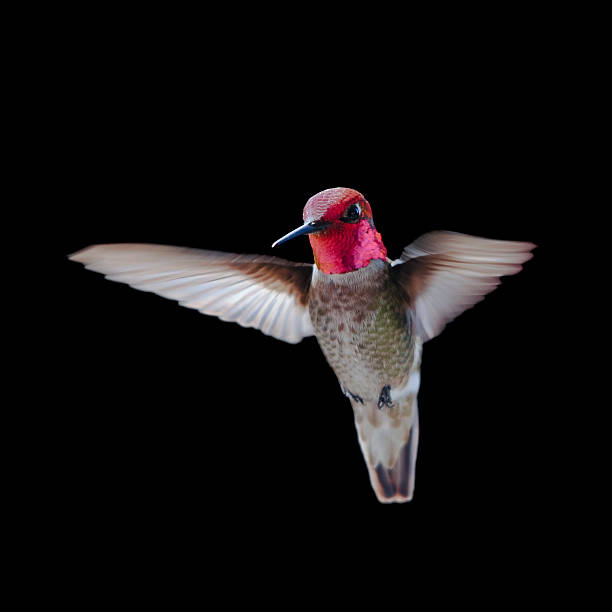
[69,243,314,344]
[391,231,535,341]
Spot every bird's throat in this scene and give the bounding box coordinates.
[309,223,388,274]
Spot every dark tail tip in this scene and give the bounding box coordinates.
[373,424,417,503]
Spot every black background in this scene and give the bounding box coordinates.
[54,139,554,526]
[29,13,586,594]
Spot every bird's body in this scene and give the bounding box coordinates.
[70,187,535,503]
[309,260,421,500]
[310,259,415,406]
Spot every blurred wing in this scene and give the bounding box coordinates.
[391,231,535,341]
[69,243,314,344]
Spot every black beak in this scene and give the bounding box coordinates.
[272,220,330,248]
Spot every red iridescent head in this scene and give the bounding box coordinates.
[302,187,387,274]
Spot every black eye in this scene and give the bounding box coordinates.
[341,203,362,223]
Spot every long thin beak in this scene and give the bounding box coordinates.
[272,220,330,248]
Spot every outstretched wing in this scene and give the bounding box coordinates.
[391,231,535,341]
[69,243,314,344]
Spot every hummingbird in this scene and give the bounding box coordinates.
[69,187,535,503]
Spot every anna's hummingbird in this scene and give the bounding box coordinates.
[69,187,534,503]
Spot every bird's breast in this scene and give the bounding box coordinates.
[308,260,414,403]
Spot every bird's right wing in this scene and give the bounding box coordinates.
[69,243,314,344]
[391,231,535,341]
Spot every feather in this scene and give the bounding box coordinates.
[69,243,315,344]
[392,231,535,341]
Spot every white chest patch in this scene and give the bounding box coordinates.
[390,369,421,403]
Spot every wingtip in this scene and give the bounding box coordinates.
[520,242,538,264]
[67,246,93,263]
[504,240,537,269]
[67,243,136,263]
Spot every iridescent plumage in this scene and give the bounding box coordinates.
[69,187,535,502]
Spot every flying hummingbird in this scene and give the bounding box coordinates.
[69,187,535,503]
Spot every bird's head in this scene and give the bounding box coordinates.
[272,187,387,274]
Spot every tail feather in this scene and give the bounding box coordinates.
[354,397,420,503]
[373,405,419,502]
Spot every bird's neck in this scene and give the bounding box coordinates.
[309,222,387,274]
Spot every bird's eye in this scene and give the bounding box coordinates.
[341,203,362,223]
